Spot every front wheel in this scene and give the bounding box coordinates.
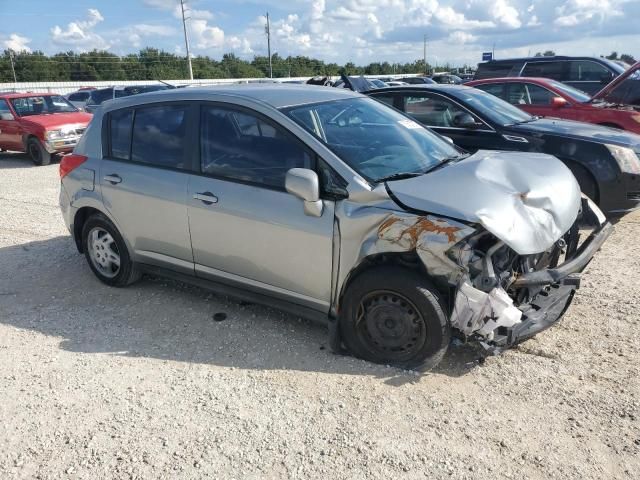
[339,265,450,370]
[81,213,141,287]
[27,138,52,166]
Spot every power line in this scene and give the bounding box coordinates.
[180,0,194,81]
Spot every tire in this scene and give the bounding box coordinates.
[339,265,450,371]
[27,137,52,166]
[81,213,141,287]
[567,163,598,203]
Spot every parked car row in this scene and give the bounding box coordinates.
[0,84,175,164]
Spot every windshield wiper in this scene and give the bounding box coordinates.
[375,171,425,183]
[423,153,470,174]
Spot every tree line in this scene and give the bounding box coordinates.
[0,48,462,83]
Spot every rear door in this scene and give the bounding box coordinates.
[100,102,196,274]
[187,103,335,311]
[0,99,22,150]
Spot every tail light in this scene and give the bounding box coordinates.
[59,154,88,178]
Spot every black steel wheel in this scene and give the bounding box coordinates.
[27,138,52,166]
[340,265,450,370]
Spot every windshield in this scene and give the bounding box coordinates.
[450,87,533,126]
[88,88,114,105]
[547,80,592,102]
[10,95,77,116]
[283,97,463,182]
[601,67,640,105]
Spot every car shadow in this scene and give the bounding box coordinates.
[0,151,61,168]
[0,236,486,383]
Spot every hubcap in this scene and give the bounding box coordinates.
[356,290,427,362]
[87,227,121,278]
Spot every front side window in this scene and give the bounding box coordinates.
[283,97,463,183]
[507,83,555,105]
[10,95,77,116]
[568,61,610,82]
[109,108,133,160]
[402,94,481,128]
[131,104,188,169]
[200,105,311,189]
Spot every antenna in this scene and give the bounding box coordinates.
[265,12,272,78]
[180,0,194,80]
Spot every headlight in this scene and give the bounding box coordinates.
[631,114,640,124]
[46,130,64,140]
[606,145,640,174]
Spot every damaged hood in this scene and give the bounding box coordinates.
[386,150,581,255]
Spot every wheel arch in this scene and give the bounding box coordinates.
[336,252,452,316]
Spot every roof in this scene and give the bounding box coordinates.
[100,84,362,112]
[365,84,475,94]
[0,92,62,99]
[467,77,559,84]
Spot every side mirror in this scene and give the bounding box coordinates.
[551,96,567,108]
[0,112,15,121]
[452,112,479,129]
[285,168,323,217]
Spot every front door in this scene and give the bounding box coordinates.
[188,103,335,311]
[99,102,195,274]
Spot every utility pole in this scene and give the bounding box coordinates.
[423,34,427,76]
[180,0,194,80]
[265,12,272,78]
[8,50,17,83]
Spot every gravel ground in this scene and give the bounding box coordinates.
[0,152,639,480]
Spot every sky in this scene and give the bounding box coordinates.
[1,0,639,66]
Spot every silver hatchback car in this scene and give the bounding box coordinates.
[59,85,612,369]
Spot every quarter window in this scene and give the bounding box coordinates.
[109,108,133,160]
[200,105,311,189]
[131,104,188,169]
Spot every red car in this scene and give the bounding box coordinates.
[0,92,92,165]
[466,62,640,134]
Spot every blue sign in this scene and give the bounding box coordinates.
[482,52,493,61]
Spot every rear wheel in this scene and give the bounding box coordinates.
[81,213,141,287]
[339,266,450,370]
[27,138,52,166]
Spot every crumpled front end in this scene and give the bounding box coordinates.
[448,196,612,352]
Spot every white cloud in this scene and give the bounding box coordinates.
[2,33,32,52]
[447,30,477,44]
[492,0,521,29]
[50,9,110,50]
[190,19,224,49]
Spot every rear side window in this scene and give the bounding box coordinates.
[522,61,564,81]
[370,93,396,107]
[109,109,133,160]
[200,105,311,189]
[474,83,506,100]
[131,104,188,169]
[474,62,516,79]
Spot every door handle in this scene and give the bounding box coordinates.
[193,191,218,205]
[103,174,122,184]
